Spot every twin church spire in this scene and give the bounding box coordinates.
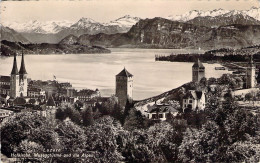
[11,52,27,75]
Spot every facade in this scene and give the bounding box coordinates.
[115,68,133,107]
[147,104,178,121]
[76,89,101,102]
[10,53,28,98]
[27,87,46,98]
[0,76,10,86]
[0,109,14,122]
[192,59,205,83]
[182,90,206,112]
[246,56,256,88]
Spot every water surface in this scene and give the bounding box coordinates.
[0,48,229,100]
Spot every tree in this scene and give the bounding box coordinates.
[111,103,124,124]
[245,93,253,102]
[123,99,134,123]
[124,109,146,131]
[1,112,46,157]
[82,106,94,126]
[55,107,67,121]
[178,121,221,162]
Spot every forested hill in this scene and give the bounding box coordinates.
[0,40,111,56]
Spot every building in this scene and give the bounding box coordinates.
[115,68,133,107]
[0,76,10,86]
[192,59,205,83]
[76,89,100,102]
[147,104,178,121]
[182,90,206,112]
[0,109,14,122]
[27,87,46,98]
[10,53,28,98]
[246,55,256,88]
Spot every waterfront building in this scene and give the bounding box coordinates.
[182,90,206,112]
[246,55,256,88]
[115,68,133,107]
[10,53,28,98]
[192,59,205,83]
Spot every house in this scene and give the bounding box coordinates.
[182,90,206,112]
[0,85,10,96]
[147,104,178,121]
[0,76,10,86]
[0,109,14,122]
[76,89,101,102]
[27,87,46,98]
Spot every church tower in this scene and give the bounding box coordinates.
[192,59,205,82]
[10,54,20,98]
[115,68,133,107]
[18,52,28,97]
[246,55,256,88]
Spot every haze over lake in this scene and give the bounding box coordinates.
[0,48,230,100]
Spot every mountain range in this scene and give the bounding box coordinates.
[64,17,260,49]
[1,8,260,50]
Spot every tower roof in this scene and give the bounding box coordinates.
[11,53,19,75]
[116,68,133,77]
[46,96,56,106]
[19,52,27,74]
[192,59,204,68]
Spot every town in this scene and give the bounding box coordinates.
[1,52,260,162]
[1,52,260,122]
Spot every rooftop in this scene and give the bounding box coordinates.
[192,59,204,68]
[116,68,133,77]
[0,76,10,83]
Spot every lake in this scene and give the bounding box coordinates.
[0,48,230,100]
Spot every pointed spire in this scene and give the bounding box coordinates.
[192,58,204,68]
[11,53,18,75]
[19,51,27,74]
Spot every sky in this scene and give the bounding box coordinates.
[0,0,259,23]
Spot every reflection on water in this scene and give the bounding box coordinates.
[0,48,229,100]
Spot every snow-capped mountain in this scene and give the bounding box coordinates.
[0,24,30,43]
[2,15,141,35]
[2,20,73,34]
[167,7,260,22]
[70,17,102,29]
[167,9,230,22]
[243,7,260,21]
[106,15,141,28]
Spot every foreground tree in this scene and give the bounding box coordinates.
[82,106,94,127]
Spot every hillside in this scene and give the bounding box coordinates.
[0,25,30,43]
[0,40,111,56]
[76,18,260,50]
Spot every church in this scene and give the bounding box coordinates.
[10,52,28,98]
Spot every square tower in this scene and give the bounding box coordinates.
[246,56,256,88]
[192,59,205,83]
[115,68,133,107]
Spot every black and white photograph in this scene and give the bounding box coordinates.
[1,0,260,162]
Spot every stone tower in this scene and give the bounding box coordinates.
[246,55,256,88]
[192,59,205,82]
[115,68,133,107]
[10,54,20,98]
[18,52,28,97]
